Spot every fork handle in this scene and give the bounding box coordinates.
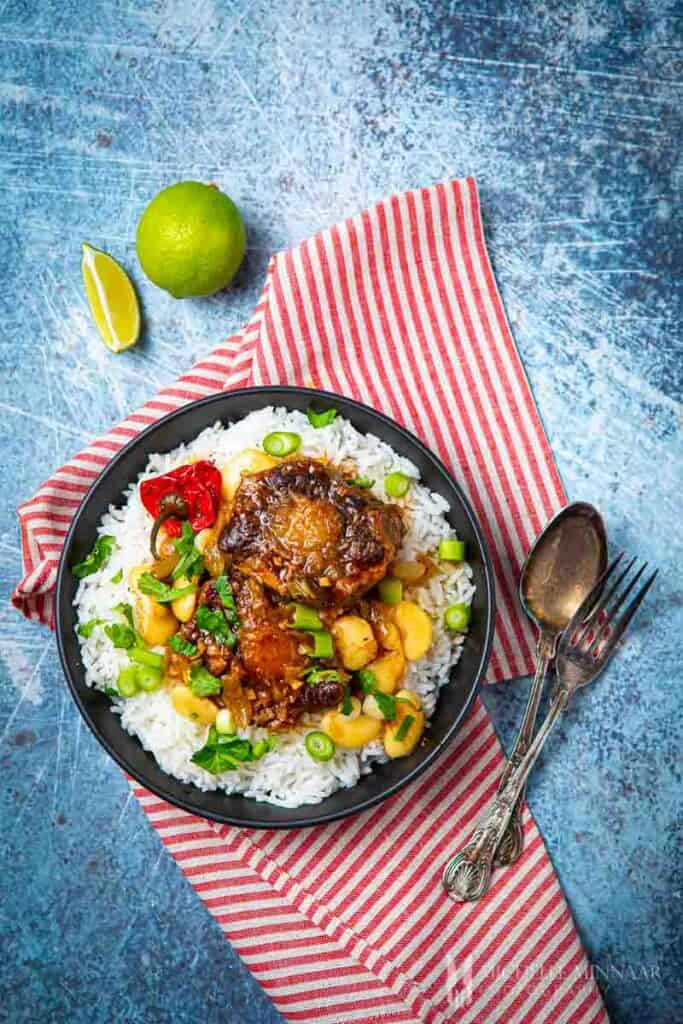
[495,632,556,866]
[443,686,570,901]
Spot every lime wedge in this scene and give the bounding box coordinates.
[81,243,141,352]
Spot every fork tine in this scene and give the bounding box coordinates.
[564,552,624,642]
[587,560,647,653]
[600,568,659,656]
[575,554,635,645]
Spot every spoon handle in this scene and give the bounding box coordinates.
[494,632,556,866]
[442,686,569,901]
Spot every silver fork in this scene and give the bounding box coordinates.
[442,553,658,902]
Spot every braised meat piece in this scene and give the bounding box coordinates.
[231,572,308,687]
[219,459,405,606]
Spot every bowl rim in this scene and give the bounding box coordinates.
[55,385,495,828]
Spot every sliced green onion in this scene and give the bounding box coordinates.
[136,665,163,692]
[378,577,403,605]
[290,603,323,631]
[215,708,235,735]
[117,665,139,699]
[372,690,397,721]
[394,714,415,743]
[341,685,353,715]
[358,668,377,694]
[347,476,374,489]
[263,431,301,457]
[305,731,335,762]
[444,603,471,631]
[438,538,466,562]
[251,739,269,759]
[110,569,123,584]
[385,472,411,498]
[310,630,334,659]
[129,647,164,670]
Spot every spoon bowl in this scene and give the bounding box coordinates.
[520,502,607,635]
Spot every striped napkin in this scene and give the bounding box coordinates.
[13,178,607,1024]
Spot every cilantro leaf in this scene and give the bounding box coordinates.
[113,603,144,646]
[137,573,196,604]
[78,618,104,638]
[196,605,236,647]
[191,732,254,774]
[172,522,204,581]
[306,406,338,429]
[302,668,341,685]
[168,634,198,657]
[103,686,119,699]
[189,664,222,697]
[214,575,239,625]
[72,536,116,579]
[191,744,240,774]
[104,623,137,649]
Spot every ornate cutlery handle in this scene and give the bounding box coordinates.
[495,633,556,866]
[443,686,569,901]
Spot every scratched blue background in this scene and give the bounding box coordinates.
[1,2,681,1022]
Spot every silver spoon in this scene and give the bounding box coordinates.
[493,502,607,866]
[442,503,607,898]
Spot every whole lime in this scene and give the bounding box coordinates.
[136,181,246,298]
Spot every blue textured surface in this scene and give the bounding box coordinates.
[1,2,681,1022]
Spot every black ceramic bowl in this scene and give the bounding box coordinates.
[56,386,495,828]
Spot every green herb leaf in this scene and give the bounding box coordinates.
[104,623,137,650]
[78,618,104,638]
[306,406,338,429]
[357,669,377,694]
[372,690,397,721]
[347,476,374,489]
[110,569,123,584]
[112,602,144,646]
[137,573,196,604]
[72,536,116,579]
[302,668,341,685]
[215,576,239,626]
[191,733,254,774]
[168,634,198,657]
[394,714,415,743]
[191,744,240,774]
[189,664,222,697]
[172,522,204,581]
[341,685,353,716]
[196,605,236,647]
[114,603,134,628]
[103,686,119,699]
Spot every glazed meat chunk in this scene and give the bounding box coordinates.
[230,571,342,727]
[218,458,405,606]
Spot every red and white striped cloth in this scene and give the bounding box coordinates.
[14,178,607,1024]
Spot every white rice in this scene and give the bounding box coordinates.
[74,407,475,807]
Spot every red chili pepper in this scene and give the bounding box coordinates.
[140,461,222,536]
